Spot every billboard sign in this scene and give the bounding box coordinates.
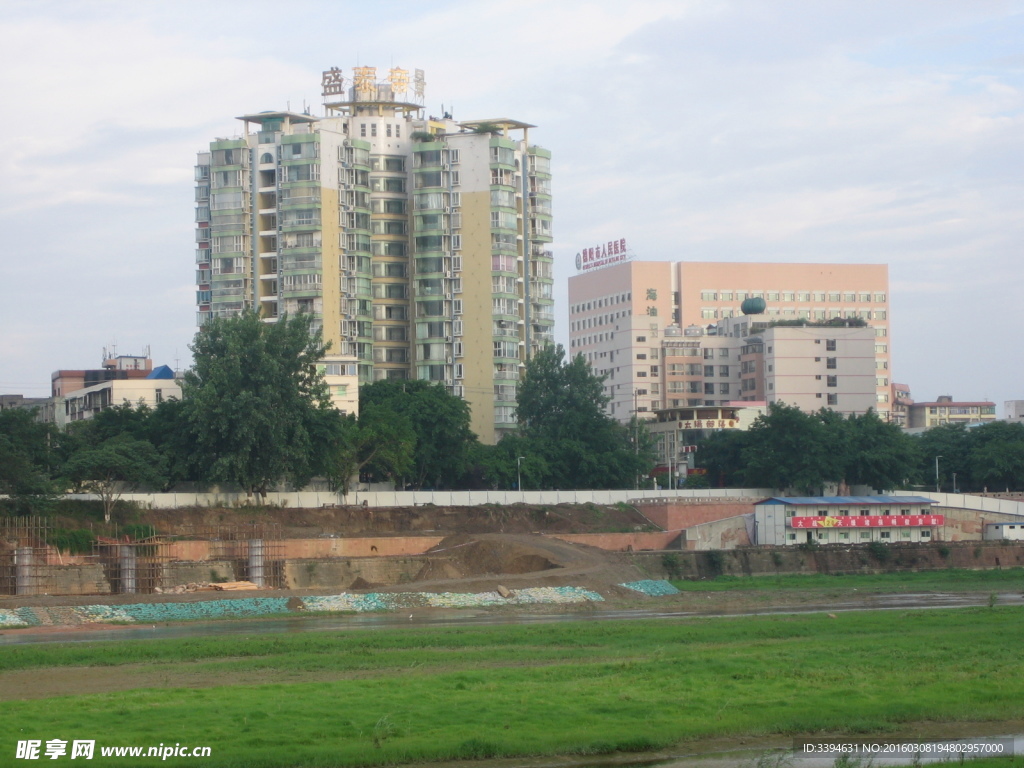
[575,238,631,272]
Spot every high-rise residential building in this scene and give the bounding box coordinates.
[568,260,891,421]
[194,66,553,443]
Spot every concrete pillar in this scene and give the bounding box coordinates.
[119,545,137,594]
[248,539,264,586]
[14,547,33,596]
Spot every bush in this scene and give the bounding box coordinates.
[706,550,725,574]
[661,553,682,579]
[46,528,95,555]
[867,541,890,563]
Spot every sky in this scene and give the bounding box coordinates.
[1,0,1021,413]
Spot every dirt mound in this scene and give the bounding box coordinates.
[370,533,653,595]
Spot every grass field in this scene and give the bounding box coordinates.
[2,606,1023,767]
[670,567,1024,592]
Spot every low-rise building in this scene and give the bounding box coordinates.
[754,496,941,546]
[62,374,181,428]
[0,394,49,413]
[647,402,766,484]
[1004,400,1024,423]
[984,522,1024,541]
[318,355,360,416]
[907,396,997,429]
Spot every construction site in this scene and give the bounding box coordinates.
[1,494,1022,594]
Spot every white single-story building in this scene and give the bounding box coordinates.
[754,496,942,546]
[984,522,1024,541]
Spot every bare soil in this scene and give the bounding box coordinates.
[96,502,655,539]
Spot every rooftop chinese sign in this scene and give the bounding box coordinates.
[679,419,739,430]
[788,515,944,529]
[575,238,632,272]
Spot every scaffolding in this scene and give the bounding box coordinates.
[183,522,285,588]
[92,526,174,595]
[0,516,53,596]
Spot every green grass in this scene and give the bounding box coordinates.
[1,608,1023,766]
[670,567,1024,592]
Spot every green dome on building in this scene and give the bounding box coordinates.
[741,296,766,315]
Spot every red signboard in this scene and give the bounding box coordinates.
[788,515,943,529]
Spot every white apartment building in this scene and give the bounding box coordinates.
[195,66,553,443]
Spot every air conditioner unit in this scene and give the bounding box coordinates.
[443,206,451,213]
[445,293,452,299]
[445,335,452,342]
[446,356,454,364]
[445,270,452,278]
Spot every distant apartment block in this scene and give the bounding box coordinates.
[568,261,891,422]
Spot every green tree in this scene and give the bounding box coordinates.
[359,379,476,488]
[968,421,1024,492]
[696,429,750,488]
[182,312,333,496]
[839,410,918,491]
[64,437,167,522]
[0,408,60,512]
[513,345,653,489]
[741,402,841,493]
[914,423,972,492]
[320,406,416,494]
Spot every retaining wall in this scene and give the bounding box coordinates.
[682,515,752,550]
[626,540,1024,580]
[636,498,761,531]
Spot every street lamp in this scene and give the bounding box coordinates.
[516,456,525,492]
[952,472,958,494]
[935,455,942,493]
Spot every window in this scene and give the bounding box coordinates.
[704,383,714,394]
[921,530,931,538]
[880,532,891,539]
[826,357,837,369]
[825,339,837,351]
[719,383,730,395]
[860,532,871,540]
[827,393,838,406]
[704,366,715,377]
[827,376,837,387]
[647,288,657,300]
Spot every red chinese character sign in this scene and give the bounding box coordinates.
[787,515,943,529]
[575,238,632,272]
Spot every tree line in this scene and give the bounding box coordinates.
[0,314,655,517]
[696,402,1024,494]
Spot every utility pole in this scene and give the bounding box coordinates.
[633,389,639,490]
[935,455,942,493]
